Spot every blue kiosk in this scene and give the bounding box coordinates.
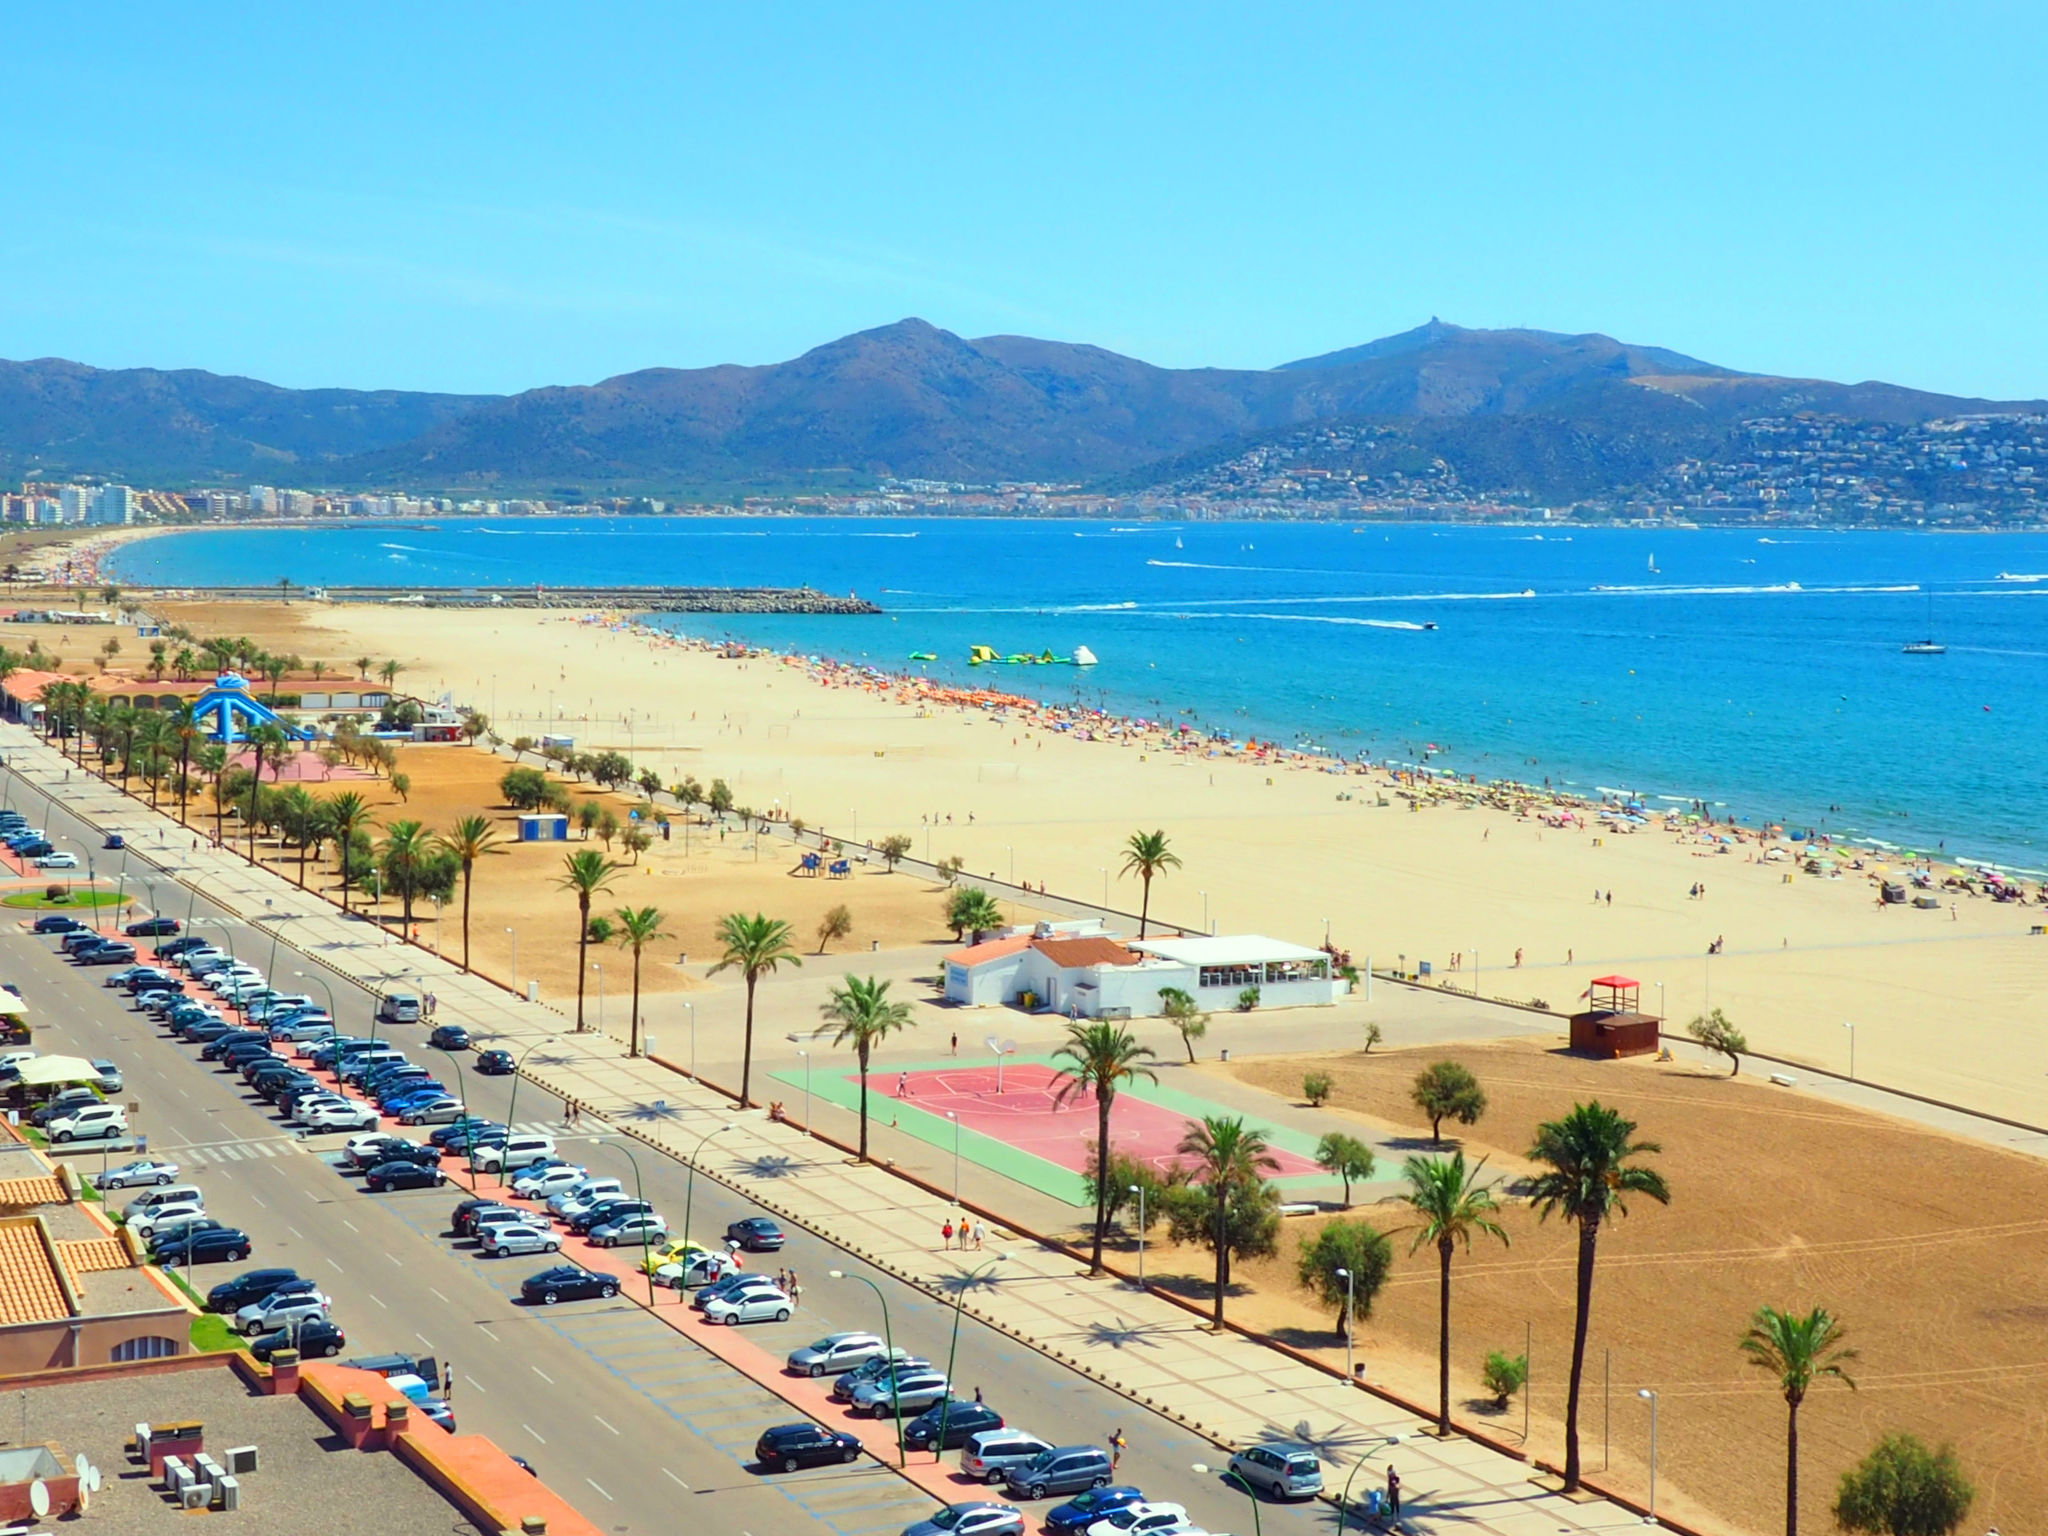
[192,672,315,743]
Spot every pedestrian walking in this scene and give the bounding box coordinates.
[1108,1428,1126,1472]
[787,1272,801,1308]
[942,1219,955,1249]
[896,1070,910,1097]
[973,1385,983,1403]
[973,1222,984,1251]
[1386,1466,1401,1517]
[950,1031,958,1056]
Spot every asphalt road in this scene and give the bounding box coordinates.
[2,766,1347,1536]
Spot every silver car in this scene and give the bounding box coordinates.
[235,1287,331,1334]
[833,1354,931,1401]
[588,1212,668,1249]
[901,1502,1027,1536]
[786,1332,894,1379]
[852,1368,950,1417]
[480,1223,560,1257]
[701,1285,794,1326]
[1226,1441,1324,1500]
[98,1158,182,1190]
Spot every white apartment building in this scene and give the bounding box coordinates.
[87,485,136,525]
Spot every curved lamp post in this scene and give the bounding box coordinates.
[1192,1462,1262,1536]
[935,1253,1010,1461]
[681,1122,734,1254]
[829,1269,904,1467]
[501,1035,561,1134]
[590,1137,654,1305]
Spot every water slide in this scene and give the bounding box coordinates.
[190,672,315,743]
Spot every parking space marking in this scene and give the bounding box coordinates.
[594,1414,620,1436]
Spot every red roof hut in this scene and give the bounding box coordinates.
[1569,975,1662,1059]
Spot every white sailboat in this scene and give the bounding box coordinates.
[1647,552,1660,575]
[1902,588,1946,654]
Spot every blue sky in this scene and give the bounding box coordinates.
[6,4,2044,398]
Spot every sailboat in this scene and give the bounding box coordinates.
[1902,588,1947,654]
[1647,553,1660,575]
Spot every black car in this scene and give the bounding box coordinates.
[206,1267,305,1313]
[428,1024,471,1051]
[428,1118,502,1149]
[451,1200,522,1237]
[901,1400,1005,1452]
[365,1160,448,1192]
[568,1198,653,1235]
[520,1265,621,1305]
[78,942,137,965]
[28,1091,101,1128]
[154,1226,251,1265]
[157,936,210,958]
[249,1317,345,1361]
[754,1422,863,1473]
[125,916,182,937]
[474,1048,515,1075]
[32,914,86,935]
[727,1216,786,1252]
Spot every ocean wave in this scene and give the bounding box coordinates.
[1234,612,1433,631]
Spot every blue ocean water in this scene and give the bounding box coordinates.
[112,519,2048,868]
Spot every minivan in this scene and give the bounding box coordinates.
[377,991,422,1024]
[1227,1441,1325,1500]
[474,1133,555,1172]
[1002,1445,1115,1501]
[962,1428,1052,1483]
[48,1103,127,1142]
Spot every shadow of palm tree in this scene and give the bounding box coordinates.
[1254,1417,1381,1463]
[934,1268,1011,1302]
[1144,1273,1252,1302]
[734,1154,798,1180]
[1073,1316,1175,1352]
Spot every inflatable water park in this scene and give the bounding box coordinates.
[190,672,316,743]
[963,645,1097,667]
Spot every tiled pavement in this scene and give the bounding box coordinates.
[2,726,1658,1534]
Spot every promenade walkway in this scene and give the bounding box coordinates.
[0,725,1666,1534]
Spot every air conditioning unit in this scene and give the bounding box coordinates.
[225,1445,258,1476]
[215,1475,240,1511]
[180,1483,209,1510]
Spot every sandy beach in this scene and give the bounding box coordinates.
[133,595,2048,1130]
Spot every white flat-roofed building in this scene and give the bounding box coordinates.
[1128,934,1346,1012]
[945,926,1346,1017]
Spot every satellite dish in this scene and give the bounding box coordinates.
[73,1483,89,1515]
[28,1479,49,1517]
[76,1453,99,1492]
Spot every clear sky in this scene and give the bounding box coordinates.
[6,3,2044,399]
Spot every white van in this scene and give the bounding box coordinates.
[48,1103,126,1142]
[474,1133,556,1173]
[125,1184,203,1219]
[377,992,422,1024]
[962,1428,1054,1483]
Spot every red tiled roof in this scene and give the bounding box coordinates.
[944,935,1033,968]
[56,1237,130,1274]
[0,1217,72,1324]
[1031,937,1140,969]
[0,1177,66,1208]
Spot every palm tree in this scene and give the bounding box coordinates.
[1119,829,1181,938]
[172,645,197,681]
[323,790,373,911]
[820,975,914,1160]
[243,722,289,862]
[1742,1306,1857,1536]
[708,913,802,1107]
[556,850,624,1031]
[379,659,403,689]
[378,819,439,935]
[1051,1020,1159,1273]
[168,702,202,823]
[1527,1102,1672,1491]
[275,786,317,886]
[1402,1151,1510,1435]
[354,655,372,681]
[1175,1114,1279,1328]
[611,905,671,1059]
[441,815,504,973]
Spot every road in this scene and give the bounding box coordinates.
[2,766,1344,1536]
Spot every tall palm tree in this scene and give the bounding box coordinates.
[1175,1114,1279,1328]
[1119,829,1181,938]
[378,819,438,935]
[132,713,172,807]
[819,976,915,1161]
[194,742,230,845]
[556,850,624,1031]
[168,703,201,824]
[441,815,504,973]
[1402,1151,1510,1435]
[1051,1020,1159,1273]
[1527,1102,1671,1491]
[1741,1306,1856,1536]
[275,786,317,886]
[708,913,802,1107]
[323,790,373,911]
[612,905,670,1059]
[243,722,289,862]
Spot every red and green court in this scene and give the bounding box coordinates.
[772,1059,1325,1205]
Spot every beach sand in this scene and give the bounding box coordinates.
[167,599,2048,1130]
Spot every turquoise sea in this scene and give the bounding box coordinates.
[111,519,2048,869]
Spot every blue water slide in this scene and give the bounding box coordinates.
[191,672,316,743]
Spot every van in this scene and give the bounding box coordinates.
[47,1103,127,1142]
[125,1184,204,1219]
[377,992,422,1024]
[0,1049,37,1074]
[962,1428,1054,1483]
[474,1133,556,1172]
[340,1048,406,1084]
[1002,1445,1115,1501]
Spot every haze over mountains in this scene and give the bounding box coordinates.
[1,319,2040,505]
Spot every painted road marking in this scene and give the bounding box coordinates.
[594,1414,619,1436]
[586,1479,613,1502]
[368,1294,386,1309]
[430,1287,449,1304]
[531,1366,553,1383]
[662,1469,688,1490]
[477,1324,499,1341]
[522,1423,545,1444]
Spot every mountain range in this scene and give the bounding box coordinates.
[1,319,2040,504]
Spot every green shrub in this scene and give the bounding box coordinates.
[1302,1070,1334,1107]
[1482,1350,1528,1409]
[1236,986,1261,1012]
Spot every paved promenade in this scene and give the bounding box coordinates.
[0,726,1668,1534]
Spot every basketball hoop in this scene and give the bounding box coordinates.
[987,1036,1017,1094]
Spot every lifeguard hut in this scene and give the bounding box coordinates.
[1569,975,1662,1059]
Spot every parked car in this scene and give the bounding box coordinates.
[29,1089,102,1128]
[32,914,86,935]
[1081,1502,1196,1536]
[347,1134,434,1169]
[78,942,137,966]
[298,1099,380,1131]
[249,1317,345,1361]
[365,1160,448,1192]
[474,1048,516,1074]
[850,1367,950,1416]
[786,1331,894,1379]
[588,1212,668,1249]
[546,1176,623,1218]
[833,1354,932,1402]
[397,1096,466,1126]
[511,1163,590,1200]
[129,1201,209,1241]
[152,1226,251,1265]
[125,915,182,936]
[124,1185,203,1219]
[652,1248,742,1290]
[901,1502,1027,1536]
[568,1197,652,1235]
[48,1103,127,1141]
[692,1270,782,1310]
[479,1224,560,1258]
[726,1216,786,1251]
[205,1268,306,1314]
[519,1265,620,1305]
[1226,1442,1323,1500]
[451,1199,523,1237]
[235,1287,331,1334]
[98,1158,183,1190]
[472,1133,556,1172]
[1043,1487,1147,1533]
[428,1024,470,1051]
[755,1422,863,1472]
[905,1402,1008,1454]
[1002,1446,1116,1501]
[33,852,79,870]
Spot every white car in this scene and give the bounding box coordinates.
[701,1284,794,1325]
[33,852,78,870]
[128,1200,207,1240]
[98,1158,182,1190]
[235,1287,331,1334]
[510,1164,587,1199]
[1085,1504,1198,1536]
[478,1223,560,1258]
[548,1177,625,1219]
[299,1099,380,1131]
[48,1103,127,1142]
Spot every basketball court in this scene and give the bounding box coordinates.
[774,1057,1323,1204]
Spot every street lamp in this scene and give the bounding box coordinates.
[501,1035,560,1134]
[797,1049,812,1135]
[592,963,605,1035]
[935,1253,1010,1460]
[680,1122,733,1252]
[1843,1019,1856,1081]
[292,969,337,1030]
[1098,866,1108,907]
[444,1052,478,1187]
[1638,1388,1659,1524]
[828,1269,905,1466]
[1192,1462,1262,1536]
[947,1111,960,1209]
[506,927,518,990]
[683,1000,697,1080]
[1128,1183,1147,1288]
[591,1137,655,1306]
[1655,980,1665,1023]
[1334,1265,1356,1382]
